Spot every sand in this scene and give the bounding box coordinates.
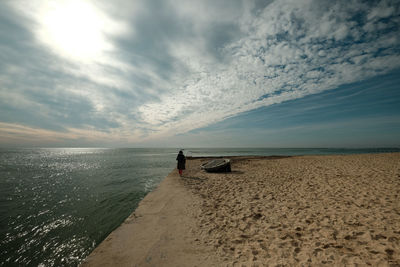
[82,153,400,266]
[81,167,221,267]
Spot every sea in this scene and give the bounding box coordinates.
[1,147,399,266]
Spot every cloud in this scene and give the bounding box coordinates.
[0,0,399,145]
[137,0,400,139]
[0,122,143,147]
[1,1,143,131]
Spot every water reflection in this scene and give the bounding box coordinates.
[0,148,176,266]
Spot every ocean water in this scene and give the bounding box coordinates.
[0,148,176,267]
[1,147,399,266]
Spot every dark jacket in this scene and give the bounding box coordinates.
[176,153,186,170]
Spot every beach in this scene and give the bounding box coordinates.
[82,153,400,266]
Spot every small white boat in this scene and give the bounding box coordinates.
[201,159,231,172]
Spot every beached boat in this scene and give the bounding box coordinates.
[201,159,231,172]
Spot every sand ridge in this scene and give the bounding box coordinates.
[182,153,400,266]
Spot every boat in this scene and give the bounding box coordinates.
[201,159,231,172]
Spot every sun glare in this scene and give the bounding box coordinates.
[38,1,111,62]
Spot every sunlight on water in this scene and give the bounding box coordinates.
[0,148,176,266]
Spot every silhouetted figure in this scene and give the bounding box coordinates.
[176,150,186,177]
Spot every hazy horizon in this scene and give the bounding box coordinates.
[1,146,399,150]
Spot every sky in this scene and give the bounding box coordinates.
[0,0,399,148]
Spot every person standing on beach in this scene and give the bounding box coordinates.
[176,150,186,177]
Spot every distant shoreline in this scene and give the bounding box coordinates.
[186,155,292,159]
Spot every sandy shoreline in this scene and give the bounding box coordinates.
[82,153,400,266]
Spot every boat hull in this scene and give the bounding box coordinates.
[201,159,231,172]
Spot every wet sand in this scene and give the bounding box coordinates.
[82,153,400,266]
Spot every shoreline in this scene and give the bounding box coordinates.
[82,153,400,266]
[80,162,221,267]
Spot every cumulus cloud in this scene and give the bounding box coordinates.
[0,0,399,145]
